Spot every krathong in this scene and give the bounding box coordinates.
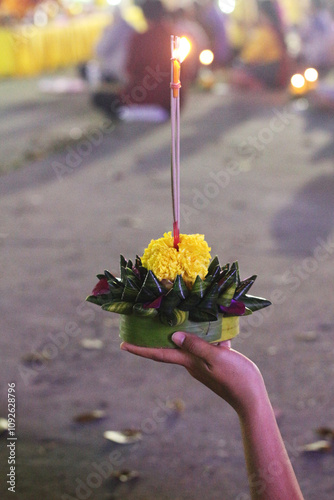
[86,35,271,347]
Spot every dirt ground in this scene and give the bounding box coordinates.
[0,74,334,500]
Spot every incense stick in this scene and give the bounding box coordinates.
[171,35,181,249]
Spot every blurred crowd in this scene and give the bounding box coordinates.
[81,0,334,118]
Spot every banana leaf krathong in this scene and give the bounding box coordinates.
[86,255,271,327]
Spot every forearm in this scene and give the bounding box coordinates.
[239,388,304,500]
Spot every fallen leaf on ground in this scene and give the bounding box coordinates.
[166,398,185,413]
[21,352,50,365]
[111,469,139,482]
[103,429,142,444]
[74,410,106,423]
[80,339,104,350]
[301,440,332,453]
[295,331,318,342]
[0,418,8,435]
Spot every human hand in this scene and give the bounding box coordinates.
[121,331,266,417]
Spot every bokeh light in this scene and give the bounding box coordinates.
[199,50,214,65]
[304,68,318,83]
[291,74,305,89]
[218,0,236,14]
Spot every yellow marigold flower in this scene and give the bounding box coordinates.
[141,233,211,288]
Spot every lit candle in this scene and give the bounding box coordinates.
[170,35,190,249]
[172,59,180,99]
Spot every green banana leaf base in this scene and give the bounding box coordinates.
[119,314,239,348]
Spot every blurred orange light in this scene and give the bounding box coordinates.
[291,74,305,89]
[199,50,214,65]
[304,68,318,83]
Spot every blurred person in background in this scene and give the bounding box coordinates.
[93,7,136,85]
[92,0,194,119]
[194,0,231,67]
[230,0,289,90]
[80,7,136,85]
[299,0,334,71]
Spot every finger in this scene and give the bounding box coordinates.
[120,342,188,365]
[171,331,217,363]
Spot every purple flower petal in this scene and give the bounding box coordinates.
[92,278,110,296]
[144,296,163,309]
[220,299,246,316]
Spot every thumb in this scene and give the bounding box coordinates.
[171,331,214,359]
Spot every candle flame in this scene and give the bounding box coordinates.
[173,37,191,63]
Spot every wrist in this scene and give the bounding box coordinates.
[236,371,271,422]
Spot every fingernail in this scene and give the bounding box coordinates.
[172,331,186,346]
[120,342,128,351]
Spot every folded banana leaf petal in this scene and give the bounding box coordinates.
[160,309,187,327]
[217,268,237,295]
[133,303,158,318]
[102,301,133,315]
[188,309,218,322]
[239,295,272,312]
[234,275,257,300]
[231,261,239,277]
[86,294,111,306]
[121,278,141,302]
[243,307,253,316]
[120,265,127,282]
[158,290,179,313]
[220,263,230,275]
[207,255,220,275]
[178,276,210,311]
[104,270,121,286]
[124,265,139,281]
[135,270,166,304]
[218,280,237,307]
[198,283,219,317]
[134,257,148,282]
[135,255,142,268]
[120,255,127,269]
[109,286,124,301]
[173,275,189,300]
[210,264,223,282]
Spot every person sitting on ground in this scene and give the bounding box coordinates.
[121,331,304,500]
[94,7,136,85]
[79,7,136,86]
[231,0,289,90]
[92,0,191,119]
